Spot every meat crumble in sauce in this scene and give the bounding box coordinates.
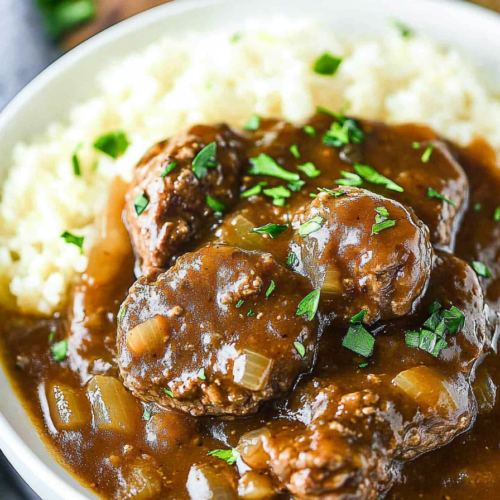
[0,111,499,500]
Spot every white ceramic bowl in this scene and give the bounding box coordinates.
[1,0,500,498]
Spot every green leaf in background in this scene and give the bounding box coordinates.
[34,0,96,39]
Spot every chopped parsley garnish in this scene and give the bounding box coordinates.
[296,289,321,321]
[472,261,491,278]
[350,310,367,324]
[474,203,482,212]
[313,52,343,76]
[405,302,465,357]
[236,300,244,308]
[243,114,261,131]
[263,185,292,206]
[290,144,300,159]
[160,161,178,177]
[208,448,240,465]
[309,193,317,198]
[134,193,149,215]
[49,332,55,342]
[249,154,300,182]
[72,143,83,176]
[298,216,324,238]
[206,196,227,213]
[118,304,126,322]
[164,388,174,397]
[323,116,364,147]
[266,281,276,297]
[303,125,316,136]
[50,339,68,362]
[60,231,84,252]
[371,206,396,235]
[354,164,404,192]
[421,145,434,163]
[391,19,413,38]
[241,181,268,198]
[247,310,255,317]
[298,162,321,178]
[288,179,306,192]
[335,171,363,187]
[317,187,346,197]
[192,142,218,179]
[250,222,288,238]
[197,368,207,381]
[342,323,375,358]
[494,207,500,222]
[286,251,297,266]
[142,407,151,421]
[412,142,421,149]
[358,362,368,368]
[427,187,456,207]
[93,131,129,158]
[294,341,306,358]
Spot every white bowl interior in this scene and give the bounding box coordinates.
[0,0,499,498]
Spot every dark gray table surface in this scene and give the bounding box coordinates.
[0,1,59,498]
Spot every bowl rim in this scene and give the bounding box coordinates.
[0,0,500,499]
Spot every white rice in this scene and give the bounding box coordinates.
[1,19,500,315]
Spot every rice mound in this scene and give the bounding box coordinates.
[1,19,500,315]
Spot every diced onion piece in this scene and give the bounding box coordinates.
[46,383,90,431]
[233,350,273,391]
[86,176,131,285]
[238,471,276,499]
[146,410,198,449]
[118,460,162,500]
[320,265,343,295]
[473,364,497,414]
[393,366,457,414]
[236,428,271,470]
[186,464,237,500]
[87,375,139,433]
[127,315,170,354]
[221,215,264,251]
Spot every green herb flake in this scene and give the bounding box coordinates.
[250,222,288,238]
[243,114,261,131]
[405,331,421,348]
[441,306,466,334]
[249,154,300,182]
[309,193,317,198]
[296,289,321,321]
[160,161,178,178]
[391,19,413,38]
[241,181,267,198]
[298,162,321,178]
[323,116,364,148]
[494,207,500,222]
[50,339,68,362]
[60,231,84,253]
[428,300,442,314]
[208,448,240,465]
[192,142,218,179]
[48,332,55,342]
[342,324,375,358]
[197,368,207,381]
[266,281,276,297]
[350,310,367,324]
[142,407,151,421]
[247,310,255,317]
[318,187,346,197]
[359,362,368,368]
[134,193,149,215]
[72,142,83,176]
[471,261,492,278]
[354,164,404,193]
[118,304,126,322]
[263,186,292,200]
[286,251,297,266]
[93,131,129,159]
[412,142,421,149]
[474,203,482,212]
[164,388,174,397]
[236,300,244,308]
[288,179,306,192]
[294,341,306,358]
[427,187,456,207]
[421,145,434,163]
[371,206,396,235]
[273,198,286,207]
[206,196,227,213]
[299,216,324,238]
[303,125,316,136]
[230,32,242,43]
[335,171,364,187]
[37,0,96,39]
[290,144,300,159]
[313,52,343,76]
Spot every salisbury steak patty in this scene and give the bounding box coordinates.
[125,124,246,278]
[117,243,318,416]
